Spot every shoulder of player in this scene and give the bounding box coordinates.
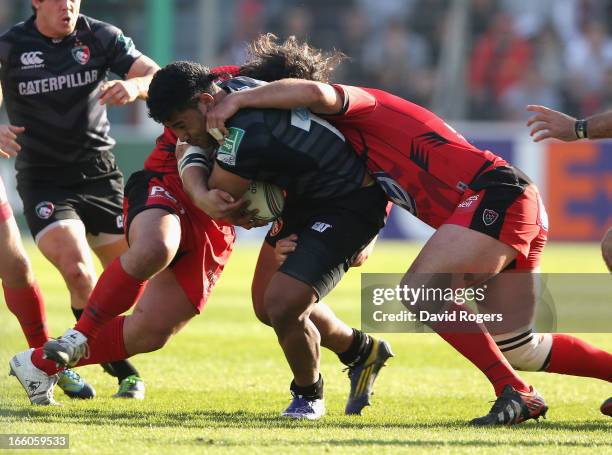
[220,76,267,93]
[0,20,29,43]
[225,108,269,130]
[78,15,122,44]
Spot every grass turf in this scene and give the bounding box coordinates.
[0,241,610,454]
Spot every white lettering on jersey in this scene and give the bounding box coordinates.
[18,70,99,95]
[311,222,332,233]
[290,108,345,141]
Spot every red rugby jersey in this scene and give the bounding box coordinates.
[328,85,508,228]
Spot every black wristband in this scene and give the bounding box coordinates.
[575,119,588,139]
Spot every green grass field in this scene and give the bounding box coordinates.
[0,241,610,454]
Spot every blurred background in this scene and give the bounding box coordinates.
[1,0,610,243]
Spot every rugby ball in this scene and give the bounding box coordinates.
[243,181,285,222]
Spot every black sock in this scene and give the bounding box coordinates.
[71,306,140,383]
[338,328,373,366]
[290,374,324,399]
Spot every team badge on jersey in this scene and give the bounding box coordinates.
[217,127,245,166]
[35,201,54,219]
[72,45,90,65]
[482,209,499,226]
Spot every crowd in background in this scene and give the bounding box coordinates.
[218,0,612,121]
[2,0,612,122]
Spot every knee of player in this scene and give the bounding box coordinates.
[0,253,34,287]
[126,237,178,276]
[252,300,271,326]
[602,228,612,272]
[251,289,271,326]
[495,331,552,371]
[60,259,96,290]
[264,292,309,331]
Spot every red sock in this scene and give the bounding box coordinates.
[31,347,61,376]
[546,334,612,382]
[75,258,146,340]
[3,282,49,348]
[30,316,129,376]
[434,303,531,395]
[75,316,128,367]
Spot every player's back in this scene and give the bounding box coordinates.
[329,85,507,227]
[217,105,367,201]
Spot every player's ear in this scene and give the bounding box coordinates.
[198,92,215,106]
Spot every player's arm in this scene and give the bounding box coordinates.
[99,56,159,106]
[207,79,343,138]
[208,163,251,201]
[527,105,612,142]
[175,142,251,223]
[0,85,25,158]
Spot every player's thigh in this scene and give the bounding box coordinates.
[124,269,197,353]
[406,224,518,285]
[90,234,128,268]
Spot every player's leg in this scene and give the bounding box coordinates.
[36,220,98,311]
[402,223,532,393]
[264,185,388,419]
[0,179,48,348]
[252,241,354,353]
[81,168,146,391]
[402,223,549,426]
[252,239,393,415]
[402,173,551,426]
[17,207,179,381]
[9,269,196,405]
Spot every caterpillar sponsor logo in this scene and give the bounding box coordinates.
[18,70,99,95]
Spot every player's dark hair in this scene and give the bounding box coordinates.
[238,33,345,83]
[147,61,217,124]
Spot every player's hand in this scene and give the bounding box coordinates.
[275,234,298,265]
[0,124,25,158]
[350,235,378,267]
[99,80,140,106]
[526,105,577,142]
[206,93,242,144]
[197,188,247,220]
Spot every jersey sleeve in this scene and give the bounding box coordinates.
[96,21,143,79]
[329,84,377,118]
[215,118,269,181]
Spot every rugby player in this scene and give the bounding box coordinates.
[527,104,612,417]
[145,62,392,420]
[0,0,158,398]
[9,65,391,418]
[199,38,612,425]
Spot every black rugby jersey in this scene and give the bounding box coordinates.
[216,77,366,200]
[0,15,142,171]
